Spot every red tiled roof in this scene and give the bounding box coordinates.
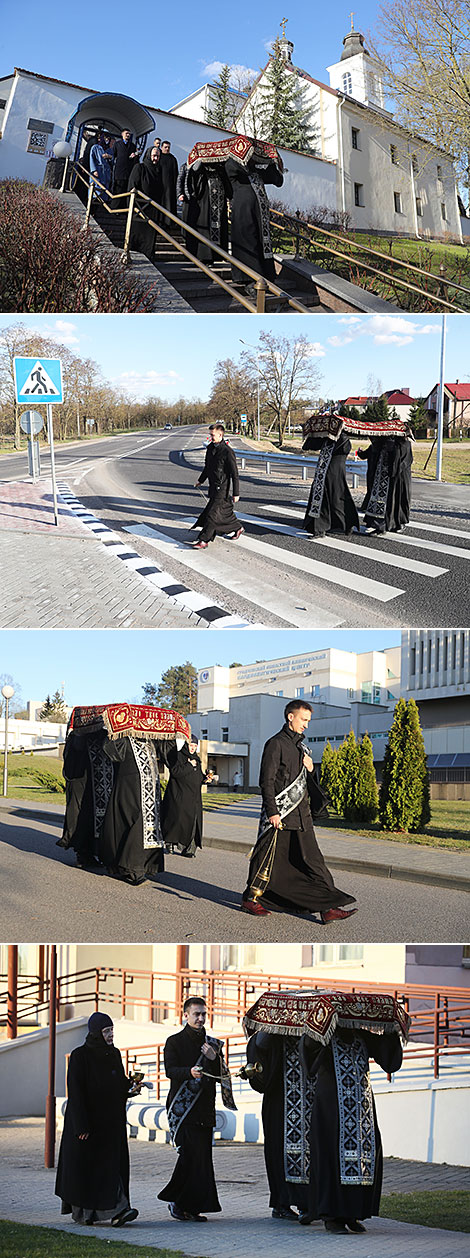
[386,391,416,405]
[446,383,470,400]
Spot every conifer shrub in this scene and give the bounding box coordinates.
[320,740,336,800]
[379,698,431,832]
[0,179,159,312]
[341,729,361,822]
[355,733,379,823]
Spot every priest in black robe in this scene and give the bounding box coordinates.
[302,431,359,538]
[100,733,165,885]
[224,154,283,286]
[57,727,113,869]
[127,147,163,258]
[161,737,211,856]
[242,699,357,919]
[246,1030,314,1220]
[55,1012,140,1227]
[158,996,236,1221]
[301,1026,403,1232]
[357,435,413,533]
[113,129,139,197]
[192,422,242,548]
[159,141,179,229]
[177,160,229,261]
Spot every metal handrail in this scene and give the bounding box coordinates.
[69,162,310,314]
[270,206,469,312]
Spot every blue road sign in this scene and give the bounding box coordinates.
[14,357,63,404]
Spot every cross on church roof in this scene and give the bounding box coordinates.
[349,11,355,29]
[280,16,288,38]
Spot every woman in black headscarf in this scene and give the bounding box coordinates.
[127,146,163,257]
[224,153,284,287]
[55,1012,140,1227]
[161,737,213,857]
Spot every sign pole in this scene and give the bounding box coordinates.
[47,404,59,526]
[436,314,446,483]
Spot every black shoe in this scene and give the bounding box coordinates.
[168,1203,189,1221]
[324,1218,348,1233]
[298,1212,314,1225]
[272,1207,298,1220]
[187,1214,208,1222]
[111,1208,138,1226]
[346,1219,366,1232]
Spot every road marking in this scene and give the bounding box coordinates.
[238,511,447,578]
[231,532,404,603]
[57,483,260,628]
[378,532,470,561]
[125,524,342,627]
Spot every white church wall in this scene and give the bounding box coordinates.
[0,72,85,183]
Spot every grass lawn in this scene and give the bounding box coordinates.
[0,1220,186,1257]
[202,792,250,810]
[348,231,470,275]
[321,799,470,850]
[1,752,65,806]
[380,1190,470,1232]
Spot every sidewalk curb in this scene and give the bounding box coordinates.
[2,800,467,893]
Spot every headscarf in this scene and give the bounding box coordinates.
[86,1011,114,1051]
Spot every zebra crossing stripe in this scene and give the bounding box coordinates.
[56,483,257,628]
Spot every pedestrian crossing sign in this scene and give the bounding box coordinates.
[14,357,63,404]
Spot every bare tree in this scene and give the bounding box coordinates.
[241,331,323,446]
[370,0,470,193]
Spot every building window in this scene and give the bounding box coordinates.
[411,153,418,175]
[361,683,372,703]
[311,684,320,698]
[373,684,381,704]
[222,728,228,742]
[313,944,365,964]
[410,645,416,675]
[354,182,364,207]
[394,191,402,214]
[390,144,399,164]
[351,127,360,150]
[201,729,208,739]
[347,687,355,699]
[275,690,284,696]
[437,165,442,181]
[435,638,440,671]
[441,202,447,220]
[416,197,423,217]
[342,71,352,95]
[295,687,304,698]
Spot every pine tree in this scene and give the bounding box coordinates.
[379,698,431,832]
[256,38,318,154]
[142,663,198,716]
[408,399,428,437]
[204,65,239,129]
[38,694,53,720]
[341,729,361,822]
[39,690,67,722]
[355,734,379,823]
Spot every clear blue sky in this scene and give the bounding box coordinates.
[4,3,381,112]
[1,629,400,709]
[0,314,465,404]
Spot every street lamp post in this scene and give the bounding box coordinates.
[2,684,15,797]
[239,339,261,442]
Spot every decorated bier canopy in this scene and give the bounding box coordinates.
[187,133,283,171]
[302,410,412,442]
[243,989,411,1046]
[68,702,191,742]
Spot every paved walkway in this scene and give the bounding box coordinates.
[1,796,468,893]
[0,1119,468,1258]
[0,479,203,627]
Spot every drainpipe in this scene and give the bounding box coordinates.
[337,97,346,217]
[409,143,419,238]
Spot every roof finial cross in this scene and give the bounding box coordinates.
[280,16,288,38]
[350,11,355,30]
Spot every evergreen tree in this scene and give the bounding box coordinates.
[142,662,198,715]
[320,740,336,799]
[38,694,53,720]
[328,738,348,815]
[39,690,67,722]
[379,698,431,832]
[341,729,361,822]
[408,398,428,437]
[362,395,391,424]
[204,65,240,129]
[355,734,379,823]
[256,38,318,154]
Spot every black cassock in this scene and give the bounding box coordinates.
[161,742,207,855]
[100,735,165,884]
[194,439,240,542]
[177,161,229,262]
[159,151,179,226]
[303,1028,403,1222]
[158,1024,222,1215]
[358,437,412,532]
[127,153,163,258]
[58,728,113,865]
[244,724,355,914]
[246,1031,312,1216]
[225,156,283,284]
[303,433,359,537]
[113,137,138,196]
[55,1034,131,1222]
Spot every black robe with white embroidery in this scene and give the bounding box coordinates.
[303,1027,403,1221]
[157,1024,222,1214]
[358,436,412,532]
[302,433,359,537]
[225,157,283,283]
[100,736,165,883]
[246,1031,313,1215]
[194,439,240,541]
[161,742,207,854]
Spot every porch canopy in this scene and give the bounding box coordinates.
[66,91,155,142]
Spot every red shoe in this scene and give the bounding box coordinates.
[192,540,208,549]
[241,897,270,916]
[232,527,244,540]
[322,907,358,923]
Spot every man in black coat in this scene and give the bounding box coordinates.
[158,996,236,1221]
[159,140,179,228]
[55,1012,140,1226]
[192,422,242,548]
[242,699,357,919]
[113,129,139,197]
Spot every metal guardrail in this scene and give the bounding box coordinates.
[270,206,470,312]
[69,163,310,315]
[233,445,367,489]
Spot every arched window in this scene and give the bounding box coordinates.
[342,71,352,95]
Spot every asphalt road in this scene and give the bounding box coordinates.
[1,809,469,943]
[2,426,468,627]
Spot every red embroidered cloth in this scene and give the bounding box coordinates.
[243,990,411,1045]
[69,704,190,741]
[303,411,410,442]
[187,134,281,169]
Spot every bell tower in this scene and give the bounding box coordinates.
[327,15,387,110]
